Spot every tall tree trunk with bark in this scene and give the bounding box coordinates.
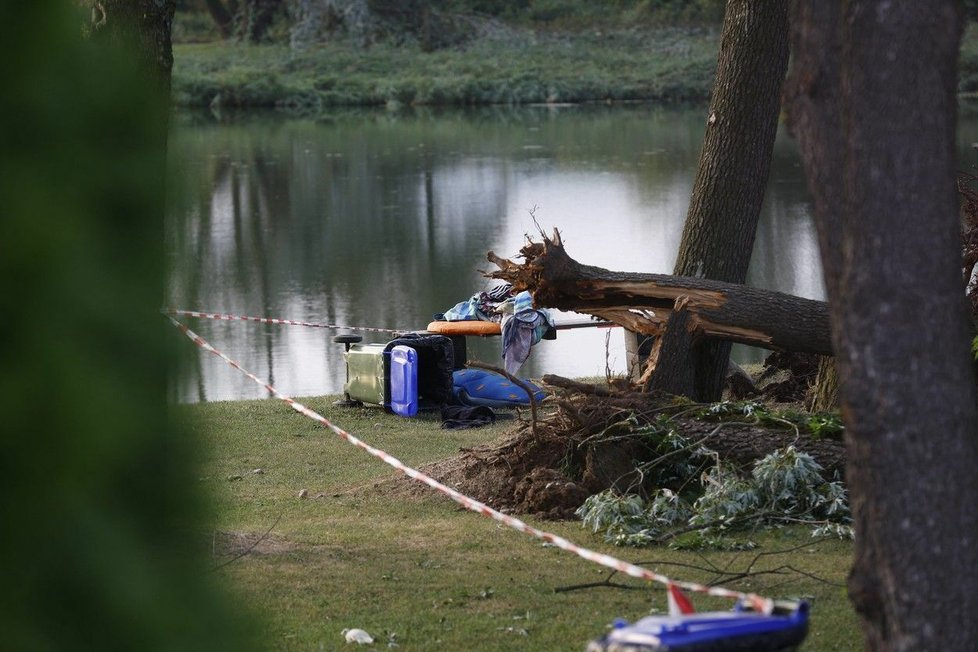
[786,1,978,649]
[91,1,175,93]
[650,0,790,401]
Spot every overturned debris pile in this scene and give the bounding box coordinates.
[411,377,846,521]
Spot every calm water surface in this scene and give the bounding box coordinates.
[164,105,978,402]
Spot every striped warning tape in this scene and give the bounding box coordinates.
[168,315,773,613]
[165,308,404,335]
[166,308,618,335]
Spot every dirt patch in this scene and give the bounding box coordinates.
[210,530,302,558]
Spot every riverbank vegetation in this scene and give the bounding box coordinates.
[173,29,718,109]
[182,394,860,650]
[172,0,978,111]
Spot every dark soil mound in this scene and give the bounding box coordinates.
[402,427,591,520]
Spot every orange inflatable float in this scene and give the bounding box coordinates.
[426,320,502,336]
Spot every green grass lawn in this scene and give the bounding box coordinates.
[177,395,861,650]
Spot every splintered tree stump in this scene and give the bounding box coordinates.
[487,230,832,356]
[647,297,697,395]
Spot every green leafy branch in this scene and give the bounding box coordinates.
[694,400,844,441]
[577,445,853,550]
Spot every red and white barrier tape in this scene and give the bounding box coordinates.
[165,308,403,335]
[168,315,773,613]
[166,308,619,335]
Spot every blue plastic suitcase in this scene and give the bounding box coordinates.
[388,345,418,416]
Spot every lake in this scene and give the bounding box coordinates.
[165,104,978,402]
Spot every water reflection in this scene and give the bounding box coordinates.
[167,105,831,402]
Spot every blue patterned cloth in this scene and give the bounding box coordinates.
[439,287,553,375]
[442,295,490,321]
[499,291,554,374]
[440,283,515,322]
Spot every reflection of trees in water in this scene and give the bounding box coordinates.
[206,151,285,395]
[168,131,293,397]
[282,116,514,329]
[172,107,722,326]
[751,194,806,297]
[247,154,285,393]
[748,128,824,302]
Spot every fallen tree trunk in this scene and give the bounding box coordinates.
[487,230,832,356]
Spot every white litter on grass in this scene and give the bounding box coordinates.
[343,628,374,645]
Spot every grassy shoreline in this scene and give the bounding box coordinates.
[172,28,719,111]
[173,21,978,113]
[181,394,861,650]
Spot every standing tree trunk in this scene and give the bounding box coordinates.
[650,0,790,401]
[786,1,978,649]
[203,0,236,39]
[91,1,175,93]
[236,0,283,42]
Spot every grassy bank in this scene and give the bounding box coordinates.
[179,395,861,650]
[173,8,978,113]
[172,28,719,110]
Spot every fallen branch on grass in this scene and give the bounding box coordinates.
[210,513,283,572]
[553,540,843,594]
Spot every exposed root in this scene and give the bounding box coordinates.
[385,367,844,520]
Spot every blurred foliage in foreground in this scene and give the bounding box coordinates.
[0,3,255,649]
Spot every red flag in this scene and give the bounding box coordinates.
[667,583,696,616]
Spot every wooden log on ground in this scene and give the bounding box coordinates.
[487,230,832,356]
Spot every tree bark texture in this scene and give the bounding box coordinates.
[675,0,790,284]
[646,299,698,395]
[657,0,790,401]
[806,356,839,413]
[786,2,978,650]
[92,1,175,92]
[487,231,832,357]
